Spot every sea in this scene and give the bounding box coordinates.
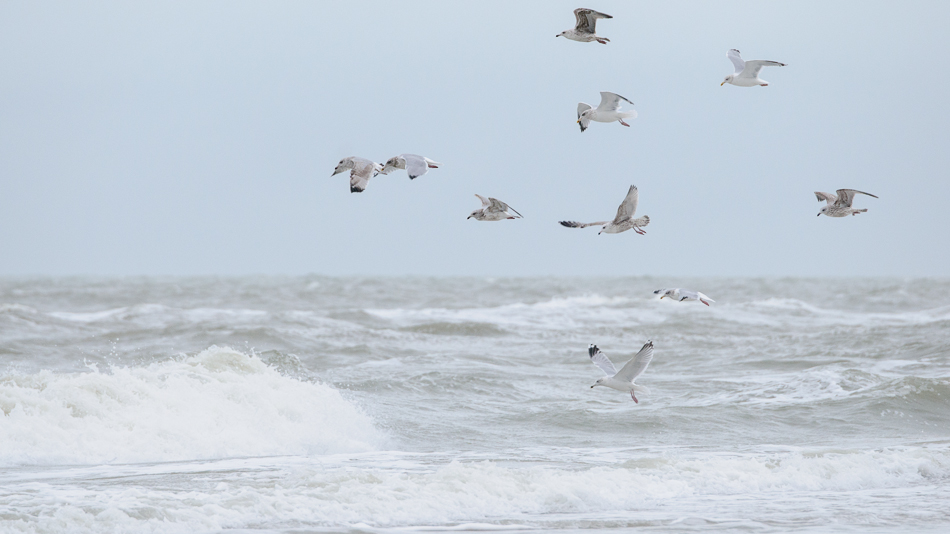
[1,276,948,533]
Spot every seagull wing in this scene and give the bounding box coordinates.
[596,92,633,112]
[559,220,608,228]
[489,198,521,218]
[577,102,592,132]
[834,189,878,208]
[574,8,611,32]
[589,344,618,376]
[612,185,639,223]
[742,59,786,78]
[475,194,491,208]
[815,191,837,204]
[727,49,745,74]
[349,161,377,193]
[614,341,654,383]
[401,154,429,180]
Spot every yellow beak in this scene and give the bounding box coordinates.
[720,81,726,86]
[576,119,581,123]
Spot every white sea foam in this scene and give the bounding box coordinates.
[2,448,947,532]
[0,346,382,466]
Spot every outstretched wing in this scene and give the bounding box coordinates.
[596,92,633,112]
[488,198,522,218]
[834,189,878,208]
[614,341,654,383]
[743,59,786,78]
[577,102,592,132]
[815,191,837,204]
[589,344,617,376]
[401,154,429,179]
[612,185,639,223]
[559,220,608,228]
[349,162,377,193]
[574,8,611,33]
[475,194,491,208]
[727,49,745,74]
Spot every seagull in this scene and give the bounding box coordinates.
[379,154,441,180]
[577,92,637,132]
[654,288,715,306]
[468,195,523,221]
[816,189,879,217]
[559,185,649,235]
[556,8,613,44]
[721,49,786,87]
[331,157,383,193]
[589,342,654,403]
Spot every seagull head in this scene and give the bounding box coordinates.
[467,210,480,220]
[721,74,734,86]
[577,109,593,122]
[556,31,565,38]
[331,158,350,176]
[818,206,827,217]
[591,377,606,388]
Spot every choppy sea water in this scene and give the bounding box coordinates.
[1,276,949,533]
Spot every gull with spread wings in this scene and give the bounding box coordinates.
[379,154,441,180]
[468,195,523,221]
[721,49,786,87]
[331,157,383,193]
[556,8,613,44]
[577,92,637,132]
[815,189,879,217]
[589,342,654,403]
[559,185,650,235]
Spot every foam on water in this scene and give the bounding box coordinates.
[0,346,383,466]
[2,447,948,532]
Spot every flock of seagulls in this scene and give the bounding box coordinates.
[327,7,883,403]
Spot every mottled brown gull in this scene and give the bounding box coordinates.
[556,8,613,44]
[559,185,649,235]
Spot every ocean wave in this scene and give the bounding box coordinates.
[0,346,382,466]
[4,447,947,531]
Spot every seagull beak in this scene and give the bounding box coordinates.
[720,81,726,86]
[817,213,821,217]
[590,385,595,388]
[660,295,665,299]
[576,119,581,124]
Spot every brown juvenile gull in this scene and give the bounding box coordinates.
[654,288,715,306]
[559,185,650,235]
[815,189,879,217]
[331,157,383,193]
[379,154,441,180]
[589,342,654,403]
[577,92,637,132]
[721,49,786,87]
[556,8,613,44]
[467,195,522,221]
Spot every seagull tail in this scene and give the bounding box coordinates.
[632,384,650,395]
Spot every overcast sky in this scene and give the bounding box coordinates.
[1,1,948,277]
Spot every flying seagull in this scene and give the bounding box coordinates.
[468,195,523,221]
[379,154,441,180]
[559,185,649,235]
[556,8,613,44]
[815,189,879,217]
[577,92,637,132]
[589,342,654,403]
[721,49,786,87]
[654,288,715,306]
[331,157,383,193]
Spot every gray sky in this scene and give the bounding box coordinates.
[2,1,948,277]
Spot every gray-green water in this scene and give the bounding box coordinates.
[2,277,949,532]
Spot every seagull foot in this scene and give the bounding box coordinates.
[619,120,630,127]
[630,392,639,403]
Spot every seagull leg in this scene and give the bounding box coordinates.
[630,391,639,403]
[619,119,630,127]
[596,37,609,44]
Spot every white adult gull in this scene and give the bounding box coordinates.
[654,288,715,306]
[559,185,649,235]
[589,342,654,403]
[331,156,383,193]
[577,92,637,132]
[721,49,786,87]
[379,154,441,180]
[557,8,613,45]
[815,189,879,217]
[467,195,523,221]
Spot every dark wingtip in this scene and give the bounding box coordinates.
[350,187,363,193]
[588,345,599,358]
